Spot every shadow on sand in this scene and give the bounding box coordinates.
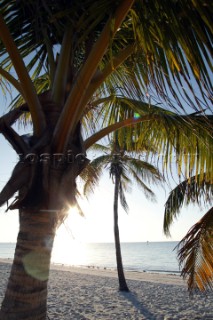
[119,290,156,320]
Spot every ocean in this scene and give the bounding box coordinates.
[0,241,180,274]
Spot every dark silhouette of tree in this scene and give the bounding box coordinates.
[82,139,163,291]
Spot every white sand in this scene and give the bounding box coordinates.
[0,259,212,319]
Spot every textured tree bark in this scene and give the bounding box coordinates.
[0,209,57,320]
[113,175,129,292]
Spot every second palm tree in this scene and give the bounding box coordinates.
[82,137,162,291]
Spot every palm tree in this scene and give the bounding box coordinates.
[0,1,212,318]
[164,174,213,292]
[82,139,162,292]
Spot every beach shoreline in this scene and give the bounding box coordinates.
[0,258,184,286]
[0,259,212,319]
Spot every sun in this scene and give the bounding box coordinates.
[67,205,81,217]
[56,205,85,242]
[52,207,88,265]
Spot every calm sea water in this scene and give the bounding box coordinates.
[0,241,180,274]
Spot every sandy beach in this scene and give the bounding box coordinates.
[0,259,212,319]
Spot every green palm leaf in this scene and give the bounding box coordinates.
[84,95,212,182]
[177,207,213,292]
[1,0,212,114]
[164,174,213,236]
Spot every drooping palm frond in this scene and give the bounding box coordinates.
[8,74,51,124]
[84,93,213,183]
[91,0,213,113]
[80,154,109,197]
[10,74,51,109]
[122,157,162,201]
[87,143,110,154]
[125,158,162,182]
[0,0,118,72]
[132,0,212,111]
[1,0,212,118]
[177,207,213,292]
[164,174,213,236]
[119,182,129,213]
[0,0,212,166]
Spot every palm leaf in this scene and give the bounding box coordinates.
[125,158,162,182]
[0,161,33,208]
[164,174,213,236]
[85,94,212,182]
[119,182,129,213]
[177,207,213,292]
[126,168,157,202]
[80,155,109,197]
[1,0,212,115]
[88,143,110,154]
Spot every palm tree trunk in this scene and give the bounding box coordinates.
[113,175,129,292]
[0,208,57,320]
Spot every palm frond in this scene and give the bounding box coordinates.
[177,207,213,292]
[1,0,212,116]
[75,201,85,218]
[126,168,157,202]
[80,155,109,197]
[87,143,110,154]
[126,158,163,183]
[164,174,213,236]
[119,182,129,213]
[132,0,212,111]
[86,93,213,181]
[0,161,34,209]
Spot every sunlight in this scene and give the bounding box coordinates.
[52,238,88,266]
[67,205,79,216]
[52,207,88,266]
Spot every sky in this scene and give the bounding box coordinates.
[0,95,210,245]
